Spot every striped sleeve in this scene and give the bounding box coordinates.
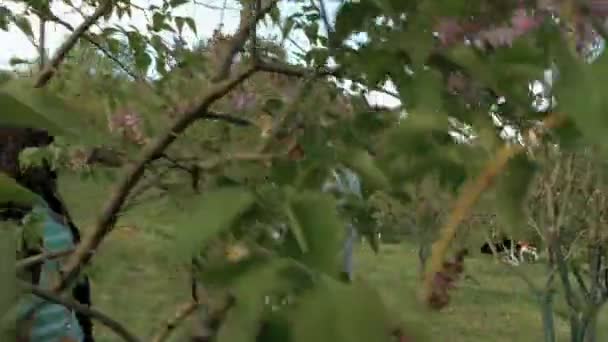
[19,205,84,342]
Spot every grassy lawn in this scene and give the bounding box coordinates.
[58,174,607,342]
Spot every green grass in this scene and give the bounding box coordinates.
[58,173,607,342]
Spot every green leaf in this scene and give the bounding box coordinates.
[196,254,271,288]
[254,313,291,342]
[303,21,319,44]
[285,190,343,277]
[0,79,103,144]
[269,159,298,186]
[125,30,145,51]
[152,12,165,32]
[12,15,34,40]
[284,202,309,253]
[0,89,69,136]
[174,187,256,260]
[281,16,296,40]
[263,98,283,114]
[289,278,392,342]
[0,172,38,206]
[340,148,390,194]
[169,0,189,8]
[269,6,281,24]
[399,17,434,66]
[216,259,313,342]
[174,16,185,35]
[148,33,163,49]
[134,50,152,73]
[184,17,197,35]
[102,3,114,21]
[0,6,11,31]
[19,146,54,171]
[334,1,381,43]
[380,107,449,161]
[105,37,122,55]
[155,55,167,75]
[8,57,29,66]
[299,126,334,164]
[494,154,538,232]
[407,67,445,112]
[435,149,468,193]
[553,46,608,148]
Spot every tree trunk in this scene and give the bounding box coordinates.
[341,224,357,283]
[417,242,430,278]
[539,292,557,342]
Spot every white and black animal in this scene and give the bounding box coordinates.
[480,239,539,265]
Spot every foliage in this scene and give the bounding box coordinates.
[1,0,608,341]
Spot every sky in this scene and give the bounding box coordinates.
[0,0,401,108]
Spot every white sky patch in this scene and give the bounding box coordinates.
[0,0,400,107]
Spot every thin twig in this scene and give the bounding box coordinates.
[256,58,401,101]
[20,281,142,342]
[198,152,275,170]
[33,8,141,81]
[200,110,254,126]
[256,58,340,78]
[193,0,239,11]
[151,301,199,342]
[571,262,591,299]
[16,248,74,271]
[213,0,280,82]
[38,14,46,70]
[312,0,334,46]
[35,0,113,87]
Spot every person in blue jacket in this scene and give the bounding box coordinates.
[322,166,363,283]
[1,126,94,342]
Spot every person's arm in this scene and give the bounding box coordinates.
[72,277,94,342]
[44,190,96,342]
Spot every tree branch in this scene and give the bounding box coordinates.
[38,15,46,70]
[45,10,275,281]
[151,301,199,342]
[256,58,401,102]
[200,110,254,126]
[16,248,74,271]
[34,0,112,87]
[212,0,280,82]
[311,0,334,45]
[421,113,567,305]
[192,0,239,11]
[20,281,141,342]
[33,7,142,82]
[256,58,340,78]
[55,65,259,293]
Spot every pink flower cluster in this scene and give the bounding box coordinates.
[108,109,149,146]
[435,8,543,48]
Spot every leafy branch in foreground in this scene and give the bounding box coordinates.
[56,65,259,292]
[54,0,279,293]
[422,113,566,308]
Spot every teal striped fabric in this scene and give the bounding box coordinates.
[18,203,84,342]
